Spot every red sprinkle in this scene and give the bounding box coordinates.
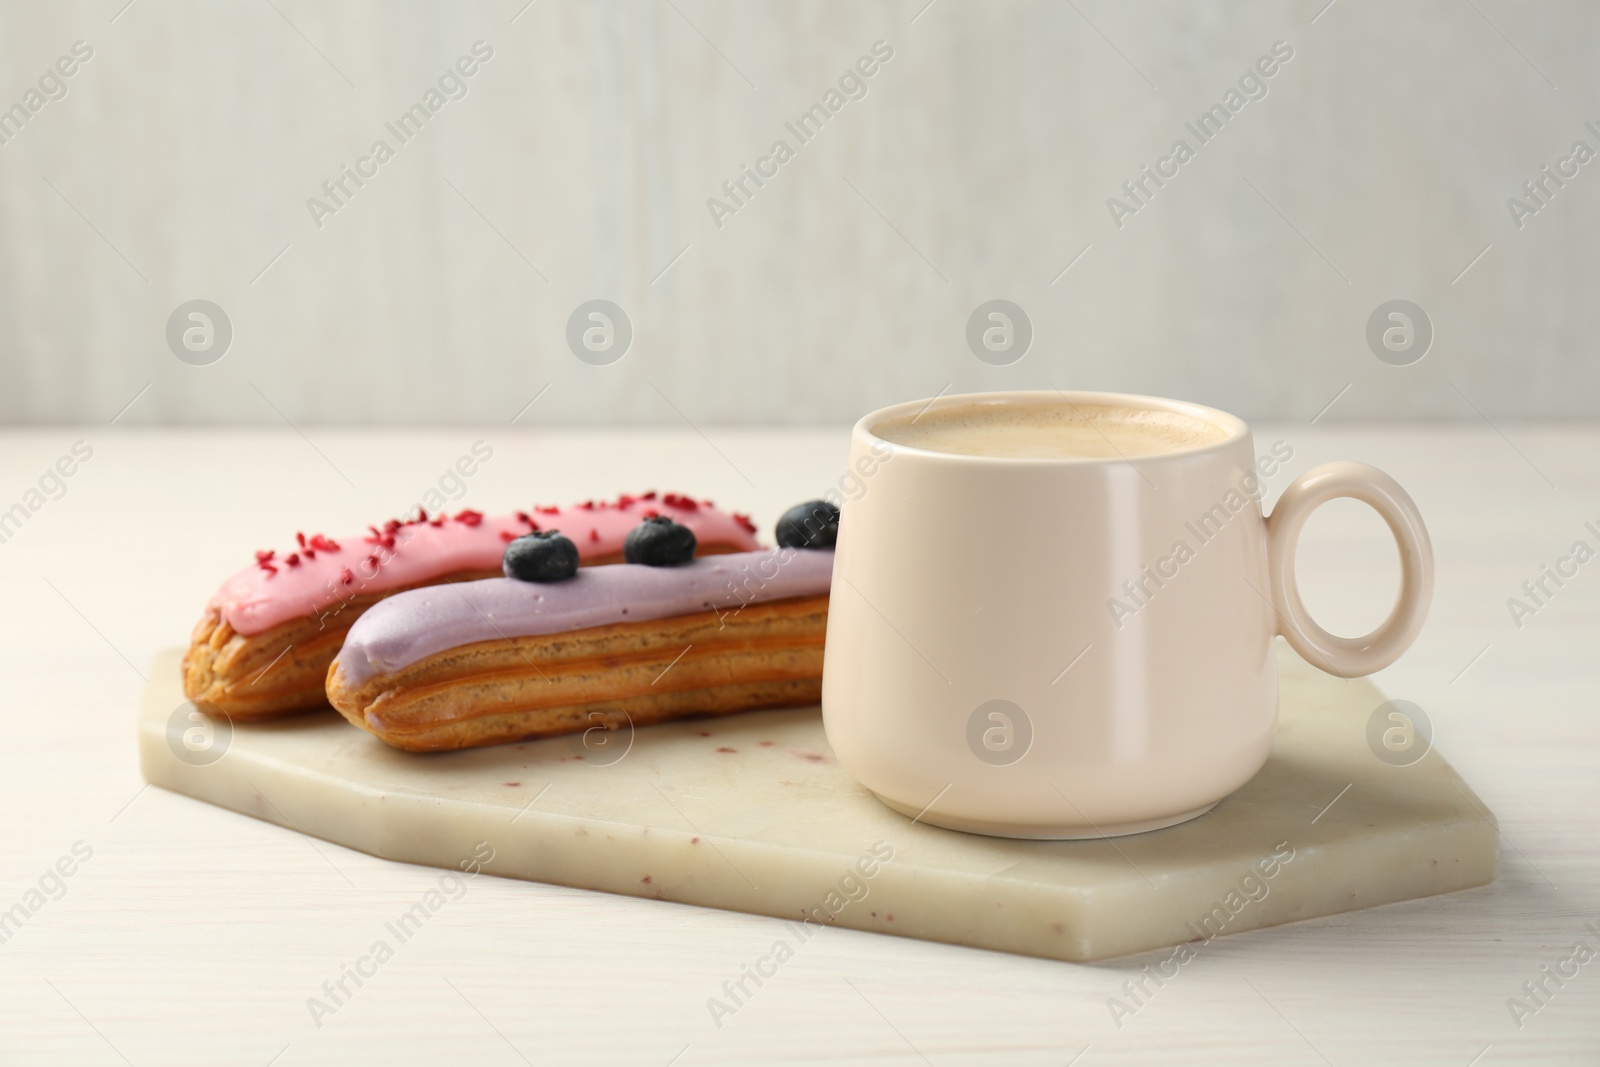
[579,501,595,511]
[284,553,301,567]
[254,549,276,564]
[641,491,657,500]
[732,512,757,534]
[454,509,484,527]
[308,533,340,552]
[295,532,308,549]
[663,492,699,512]
[642,509,660,519]
[616,494,636,508]
[499,530,517,542]
[537,505,561,515]
[339,567,354,585]
[589,528,600,542]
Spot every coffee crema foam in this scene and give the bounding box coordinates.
[873,402,1229,459]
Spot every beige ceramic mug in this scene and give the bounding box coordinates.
[820,390,1433,839]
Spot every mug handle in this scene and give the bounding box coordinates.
[1264,461,1434,677]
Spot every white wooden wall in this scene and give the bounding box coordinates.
[0,0,1594,424]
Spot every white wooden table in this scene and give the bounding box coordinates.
[0,424,1594,1066]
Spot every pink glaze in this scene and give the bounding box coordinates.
[208,493,760,636]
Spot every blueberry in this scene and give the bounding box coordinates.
[775,500,839,549]
[503,530,580,582]
[624,515,697,566]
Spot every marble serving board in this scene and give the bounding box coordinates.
[137,645,1496,963]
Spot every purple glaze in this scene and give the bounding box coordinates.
[335,548,834,685]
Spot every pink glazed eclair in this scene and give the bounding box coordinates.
[183,493,759,721]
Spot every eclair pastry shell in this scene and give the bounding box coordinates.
[325,594,828,752]
[182,567,500,721]
[181,541,762,720]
